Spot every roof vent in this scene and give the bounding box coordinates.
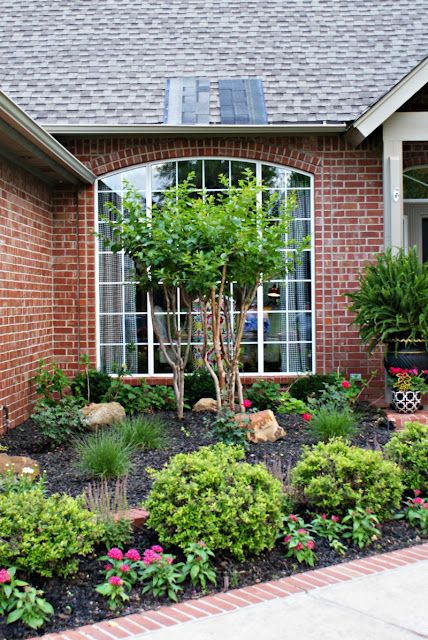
[164,78,210,124]
[218,79,267,124]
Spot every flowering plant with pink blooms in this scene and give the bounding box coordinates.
[387,367,428,393]
[310,513,345,543]
[282,514,316,566]
[139,546,185,601]
[182,541,217,590]
[95,573,130,610]
[397,490,428,533]
[99,547,140,588]
[0,567,53,629]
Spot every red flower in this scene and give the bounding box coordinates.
[413,497,424,505]
[284,535,292,544]
[306,540,315,550]
[321,513,327,520]
[289,514,298,522]
[297,528,307,534]
[296,542,303,551]
[414,489,422,497]
[302,413,312,422]
[341,380,350,389]
[331,515,340,523]
[243,399,252,409]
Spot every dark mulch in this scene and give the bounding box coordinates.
[1,408,425,640]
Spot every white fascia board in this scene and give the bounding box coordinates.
[44,123,347,135]
[352,56,428,142]
[0,91,95,183]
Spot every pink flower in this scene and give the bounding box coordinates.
[120,564,130,573]
[143,549,161,565]
[297,528,306,534]
[108,576,123,586]
[414,489,422,497]
[166,557,173,565]
[125,549,141,561]
[296,542,303,551]
[331,515,340,523]
[306,540,315,550]
[243,399,252,409]
[302,413,312,422]
[422,503,428,509]
[151,545,163,553]
[341,380,350,389]
[283,535,292,544]
[0,569,11,584]
[107,548,123,561]
[321,513,327,520]
[413,497,424,505]
[104,564,113,572]
[289,514,298,522]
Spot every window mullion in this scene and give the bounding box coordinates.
[147,167,154,376]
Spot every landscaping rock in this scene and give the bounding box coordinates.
[235,409,286,443]
[0,453,40,477]
[80,402,126,429]
[192,398,218,412]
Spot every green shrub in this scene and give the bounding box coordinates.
[31,396,87,445]
[185,367,216,407]
[32,358,70,406]
[245,380,281,410]
[114,415,167,451]
[0,482,103,577]
[291,438,403,519]
[75,430,133,478]
[277,391,308,415]
[71,368,112,403]
[103,379,175,415]
[310,406,357,442]
[384,422,428,491]
[145,443,284,560]
[208,409,250,449]
[288,374,337,402]
[143,381,176,411]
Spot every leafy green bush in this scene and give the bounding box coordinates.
[208,409,249,449]
[145,443,284,560]
[75,430,133,478]
[291,439,403,518]
[71,368,112,403]
[288,374,337,402]
[114,415,167,451]
[31,396,87,445]
[245,380,281,410]
[310,406,357,442]
[103,379,175,415]
[142,381,176,411]
[277,391,308,414]
[185,367,216,407]
[384,422,428,491]
[0,482,103,577]
[32,358,70,406]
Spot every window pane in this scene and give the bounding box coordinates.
[154,345,173,374]
[125,345,148,374]
[262,165,287,189]
[264,344,287,372]
[288,312,312,342]
[178,160,203,187]
[264,312,287,341]
[99,253,122,283]
[288,172,310,188]
[99,174,122,192]
[289,252,311,280]
[100,345,123,374]
[123,284,147,313]
[263,281,287,307]
[288,282,311,311]
[100,315,123,344]
[152,162,176,190]
[100,284,122,313]
[291,190,311,218]
[204,159,229,189]
[98,192,122,221]
[239,344,258,372]
[290,219,310,245]
[123,167,146,191]
[231,160,256,185]
[404,169,428,199]
[125,314,147,344]
[288,343,312,373]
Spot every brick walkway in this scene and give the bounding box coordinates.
[30,543,428,640]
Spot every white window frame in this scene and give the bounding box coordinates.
[95,157,315,377]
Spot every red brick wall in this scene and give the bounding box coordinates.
[55,134,385,401]
[0,157,54,428]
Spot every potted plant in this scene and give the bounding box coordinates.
[387,367,428,413]
[347,247,428,372]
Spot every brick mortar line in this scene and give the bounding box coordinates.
[30,543,428,640]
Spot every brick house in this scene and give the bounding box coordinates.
[1,2,428,428]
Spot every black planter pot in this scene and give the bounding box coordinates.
[384,342,428,374]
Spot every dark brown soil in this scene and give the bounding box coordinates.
[0,408,425,640]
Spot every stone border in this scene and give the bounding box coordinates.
[28,543,428,640]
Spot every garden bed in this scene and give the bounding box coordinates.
[1,407,426,639]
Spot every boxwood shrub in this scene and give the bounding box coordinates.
[145,443,284,560]
[291,438,403,519]
[384,422,428,492]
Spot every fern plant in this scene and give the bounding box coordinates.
[347,247,428,352]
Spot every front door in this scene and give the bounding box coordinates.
[403,202,428,262]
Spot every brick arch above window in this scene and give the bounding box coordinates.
[89,137,322,177]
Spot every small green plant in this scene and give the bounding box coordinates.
[307,375,370,412]
[0,470,38,495]
[144,382,176,411]
[84,478,132,549]
[103,378,148,415]
[145,443,284,560]
[342,507,381,548]
[395,491,428,533]
[75,430,133,479]
[245,380,281,410]
[291,438,403,518]
[309,406,357,442]
[288,374,337,402]
[71,356,112,403]
[32,358,70,406]
[282,514,316,566]
[139,546,184,601]
[277,391,308,415]
[114,415,167,451]
[0,567,54,629]
[182,541,217,590]
[384,422,428,492]
[310,513,345,543]
[32,396,87,445]
[95,575,131,610]
[0,481,103,577]
[208,409,250,449]
[185,367,216,407]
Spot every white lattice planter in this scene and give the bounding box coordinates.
[391,390,422,414]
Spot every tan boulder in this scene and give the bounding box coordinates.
[0,454,40,478]
[192,398,218,412]
[234,409,286,443]
[80,402,126,430]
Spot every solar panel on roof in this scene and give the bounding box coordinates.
[218,79,267,124]
[164,78,210,124]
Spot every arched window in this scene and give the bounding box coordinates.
[97,158,314,376]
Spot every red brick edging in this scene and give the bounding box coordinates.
[31,543,428,640]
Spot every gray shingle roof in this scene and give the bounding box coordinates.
[0,0,427,126]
